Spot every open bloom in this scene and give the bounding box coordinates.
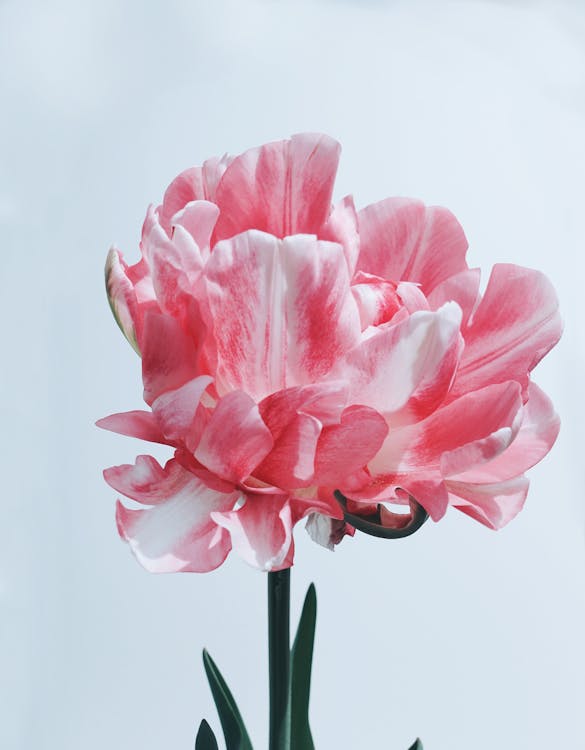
[99,133,561,572]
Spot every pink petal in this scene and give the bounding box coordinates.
[357,199,469,292]
[370,380,523,477]
[336,303,463,423]
[395,282,430,313]
[96,410,166,444]
[212,133,340,241]
[350,272,402,329]
[313,405,388,485]
[259,382,349,440]
[141,312,200,406]
[105,248,140,354]
[255,412,322,489]
[450,264,562,399]
[427,268,481,327]
[151,375,213,449]
[446,477,529,529]
[158,156,232,235]
[449,382,560,483]
[105,455,193,505]
[116,494,234,573]
[194,390,274,483]
[211,493,294,571]
[204,231,360,400]
[170,200,219,254]
[320,196,360,275]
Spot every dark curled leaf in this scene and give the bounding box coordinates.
[202,649,254,750]
[290,583,317,750]
[195,719,219,750]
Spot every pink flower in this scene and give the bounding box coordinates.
[99,133,561,573]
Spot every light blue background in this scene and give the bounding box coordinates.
[1,1,584,748]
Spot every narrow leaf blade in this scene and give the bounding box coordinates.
[290,583,317,750]
[202,649,254,750]
[408,739,424,750]
[195,719,219,750]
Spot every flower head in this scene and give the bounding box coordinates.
[99,133,561,572]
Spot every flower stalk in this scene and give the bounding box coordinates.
[268,569,291,750]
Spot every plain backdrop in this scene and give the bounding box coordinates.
[1,1,584,748]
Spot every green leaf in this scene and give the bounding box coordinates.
[290,583,317,750]
[195,719,219,750]
[408,740,423,750]
[202,649,254,750]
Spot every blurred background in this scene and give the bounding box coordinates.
[1,1,584,748]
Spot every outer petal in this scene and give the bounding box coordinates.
[335,303,463,423]
[151,375,213,450]
[212,494,294,571]
[112,457,239,573]
[446,477,529,529]
[450,264,562,399]
[212,133,340,241]
[141,311,200,406]
[369,381,524,477]
[96,410,166,445]
[204,231,360,400]
[357,199,469,292]
[194,390,274,483]
[105,455,193,505]
[105,248,140,354]
[259,382,349,438]
[449,382,560,483]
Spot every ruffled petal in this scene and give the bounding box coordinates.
[113,457,238,572]
[211,493,294,571]
[446,477,529,529]
[369,380,523,477]
[255,412,322,488]
[212,133,340,241]
[204,231,360,400]
[151,375,213,450]
[194,390,274,483]
[259,382,349,439]
[350,273,402,330]
[449,382,560,483]
[170,199,219,255]
[336,303,463,423]
[158,155,232,235]
[450,264,562,399]
[357,199,469,292]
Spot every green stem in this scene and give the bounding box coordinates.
[268,569,291,750]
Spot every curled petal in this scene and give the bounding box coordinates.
[313,405,388,486]
[450,264,562,399]
[255,412,322,488]
[450,382,560,483]
[337,303,463,423]
[212,494,294,571]
[151,375,213,449]
[105,248,140,354]
[320,195,360,275]
[446,476,530,529]
[194,390,274,483]
[170,199,219,254]
[427,268,481,327]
